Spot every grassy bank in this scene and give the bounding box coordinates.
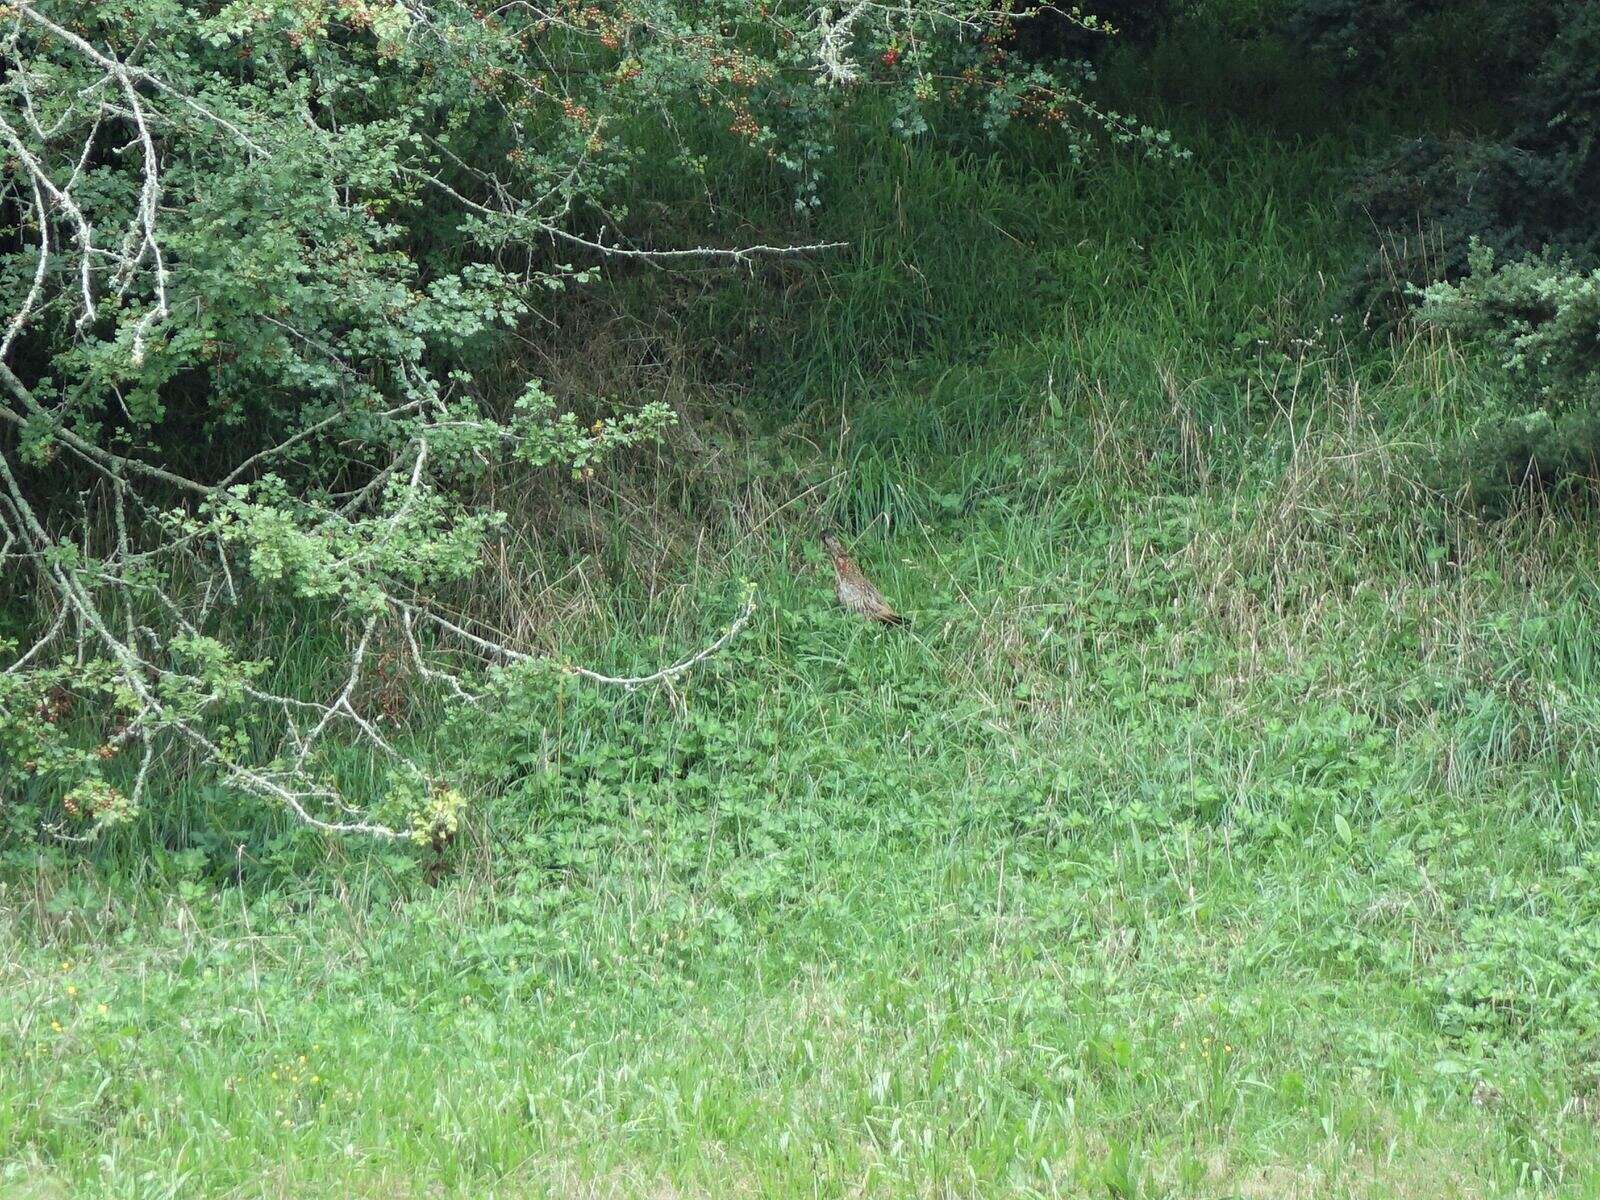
[6,77,1600,1198]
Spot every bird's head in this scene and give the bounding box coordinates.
[820,531,846,558]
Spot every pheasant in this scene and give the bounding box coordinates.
[822,531,905,625]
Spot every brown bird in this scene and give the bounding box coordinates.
[822,531,905,625]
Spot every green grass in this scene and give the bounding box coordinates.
[7,72,1600,1199]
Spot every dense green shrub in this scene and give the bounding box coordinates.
[1281,0,1457,82]
[1296,1,1600,323]
[1278,2,1600,505]
[1422,246,1600,508]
